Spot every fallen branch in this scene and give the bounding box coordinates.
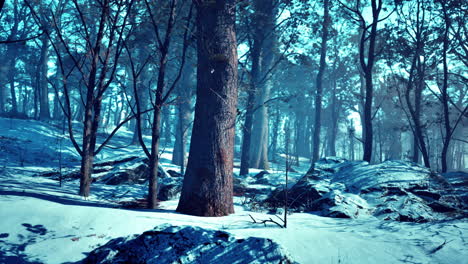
[249,214,285,228]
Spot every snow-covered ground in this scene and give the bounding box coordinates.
[1,117,467,264]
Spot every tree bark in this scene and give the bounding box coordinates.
[177,0,237,216]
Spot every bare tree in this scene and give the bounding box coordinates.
[130,0,192,209]
[438,0,468,172]
[27,0,135,197]
[397,0,431,168]
[340,0,390,162]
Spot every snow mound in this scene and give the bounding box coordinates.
[0,118,79,167]
[265,158,466,222]
[81,225,296,264]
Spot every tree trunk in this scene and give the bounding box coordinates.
[250,85,270,169]
[172,69,193,169]
[162,105,172,145]
[240,71,256,175]
[3,2,19,115]
[440,2,451,173]
[53,64,63,121]
[39,34,51,120]
[78,0,110,197]
[177,0,237,216]
[348,120,355,160]
[357,0,384,163]
[269,105,280,162]
[309,0,329,173]
[79,107,95,197]
[0,61,7,114]
[148,96,163,209]
[7,45,18,114]
[295,107,309,157]
[327,79,338,157]
[241,0,277,173]
[131,69,150,144]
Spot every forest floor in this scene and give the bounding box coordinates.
[0,117,467,264]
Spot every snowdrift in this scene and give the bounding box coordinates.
[265,158,466,222]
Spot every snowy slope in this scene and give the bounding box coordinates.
[1,181,467,264]
[1,117,467,264]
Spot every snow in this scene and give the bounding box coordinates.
[1,117,467,264]
[82,225,295,263]
[1,187,467,263]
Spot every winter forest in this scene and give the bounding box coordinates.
[0,0,467,263]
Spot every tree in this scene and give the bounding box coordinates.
[130,0,192,209]
[239,0,278,175]
[309,0,330,173]
[172,62,195,173]
[391,0,432,168]
[437,0,468,172]
[341,0,389,162]
[38,28,51,120]
[177,0,238,216]
[26,0,136,197]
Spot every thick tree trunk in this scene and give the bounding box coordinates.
[177,0,237,216]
